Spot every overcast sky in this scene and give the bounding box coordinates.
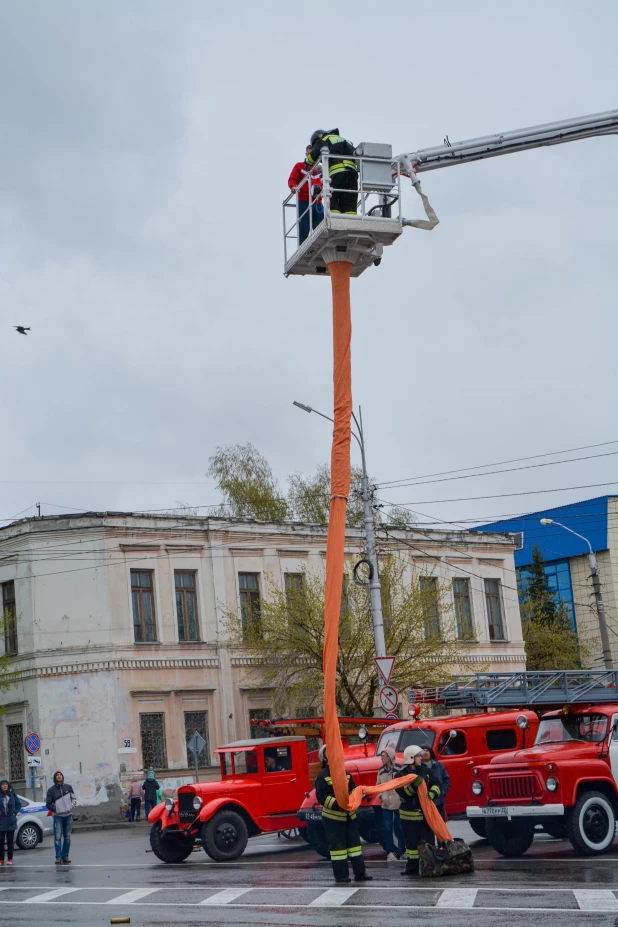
[0,0,616,533]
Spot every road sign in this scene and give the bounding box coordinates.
[385,713,399,721]
[187,730,206,757]
[27,756,42,768]
[374,656,396,684]
[379,685,399,713]
[25,732,41,755]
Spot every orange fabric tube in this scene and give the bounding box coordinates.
[321,259,453,844]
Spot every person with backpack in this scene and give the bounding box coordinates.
[46,770,76,864]
[142,768,160,818]
[0,780,21,866]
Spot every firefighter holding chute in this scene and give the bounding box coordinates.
[315,745,373,883]
[395,744,441,875]
[306,130,358,215]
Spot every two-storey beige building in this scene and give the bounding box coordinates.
[0,512,526,819]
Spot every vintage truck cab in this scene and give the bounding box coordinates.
[298,708,539,856]
[467,704,618,857]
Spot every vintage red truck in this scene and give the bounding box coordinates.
[297,707,539,856]
[467,703,618,857]
[147,718,388,863]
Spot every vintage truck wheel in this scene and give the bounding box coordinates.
[149,821,194,863]
[306,820,329,859]
[468,819,487,839]
[202,810,248,862]
[566,791,616,856]
[485,818,534,857]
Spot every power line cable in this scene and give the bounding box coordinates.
[384,481,618,507]
[376,440,618,488]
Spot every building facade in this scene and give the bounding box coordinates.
[474,495,618,667]
[0,512,525,819]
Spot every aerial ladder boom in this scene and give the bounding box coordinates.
[398,109,618,178]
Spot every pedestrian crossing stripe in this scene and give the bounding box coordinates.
[1,885,618,912]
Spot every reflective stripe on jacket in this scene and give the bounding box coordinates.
[306,130,358,177]
[315,767,357,822]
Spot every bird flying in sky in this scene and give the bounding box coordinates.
[14,326,30,335]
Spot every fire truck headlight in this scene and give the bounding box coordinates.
[192,796,203,811]
[164,798,174,812]
[472,781,483,795]
[546,777,559,792]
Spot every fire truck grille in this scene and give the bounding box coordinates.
[178,792,197,823]
[488,774,541,801]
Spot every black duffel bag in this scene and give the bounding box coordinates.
[418,838,474,877]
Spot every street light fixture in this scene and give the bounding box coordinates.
[540,518,611,670]
[293,400,387,670]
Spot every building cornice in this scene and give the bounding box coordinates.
[10,655,220,681]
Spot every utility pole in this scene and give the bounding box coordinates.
[541,518,612,670]
[293,401,387,672]
[352,408,386,662]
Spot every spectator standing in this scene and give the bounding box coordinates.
[376,747,404,861]
[125,777,145,822]
[142,768,160,818]
[46,771,76,865]
[0,779,21,866]
[288,146,323,244]
[422,747,451,821]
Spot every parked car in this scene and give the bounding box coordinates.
[467,704,618,857]
[15,796,53,849]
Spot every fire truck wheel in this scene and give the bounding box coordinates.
[306,820,330,859]
[485,818,534,857]
[149,822,194,863]
[566,791,616,855]
[468,819,487,839]
[202,810,249,861]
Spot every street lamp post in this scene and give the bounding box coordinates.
[540,518,612,670]
[293,402,387,667]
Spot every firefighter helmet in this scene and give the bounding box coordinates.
[318,744,327,763]
[402,744,423,765]
[310,130,326,146]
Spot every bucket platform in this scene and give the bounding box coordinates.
[283,144,403,278]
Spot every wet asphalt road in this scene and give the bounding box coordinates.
[4,822,618,926]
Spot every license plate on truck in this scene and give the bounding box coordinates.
[481,807,509,816]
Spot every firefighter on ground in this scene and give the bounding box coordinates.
[315,745,373,884]
[395,744,441,875]
[306,130,358,215]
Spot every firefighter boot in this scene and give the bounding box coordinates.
[332,858,351,883]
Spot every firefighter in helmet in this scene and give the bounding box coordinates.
[395,744,441,875]
[315,745,373,883]
[306,130,358,215]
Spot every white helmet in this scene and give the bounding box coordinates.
[318,744,327,763]
[402,744,423,765]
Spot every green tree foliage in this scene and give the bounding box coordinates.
[225,556,471,717]
[519,545,585,670]
[287,463,367,527]
[207,444,289,522]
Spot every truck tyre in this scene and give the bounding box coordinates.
[149,821,194,863]
[542,818,567,839]
[306,820,329,859]
[468,819,487,839]
[485,818,534,857]
[202,810,248,862]
[357,819,379,846]
[566,791,616,856]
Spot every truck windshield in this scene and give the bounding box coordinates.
[376,728,436,755]
[535,713,609,745]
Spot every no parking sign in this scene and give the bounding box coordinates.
[25,732,41,755]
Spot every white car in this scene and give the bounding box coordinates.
[15,795,53,849]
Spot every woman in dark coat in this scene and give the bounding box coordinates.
[0,779,21,866]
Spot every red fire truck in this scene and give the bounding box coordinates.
[461,671,618,857]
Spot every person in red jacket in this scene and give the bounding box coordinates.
[288,145,323,244]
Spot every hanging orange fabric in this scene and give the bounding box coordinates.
[321,259,453,846]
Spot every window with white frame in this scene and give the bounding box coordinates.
[484,578,506,640]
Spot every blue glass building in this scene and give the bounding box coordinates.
[472,496,614,632]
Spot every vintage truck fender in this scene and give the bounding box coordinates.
[198,796,254,825]
[147,801,167,825]
[562,772,618,808]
